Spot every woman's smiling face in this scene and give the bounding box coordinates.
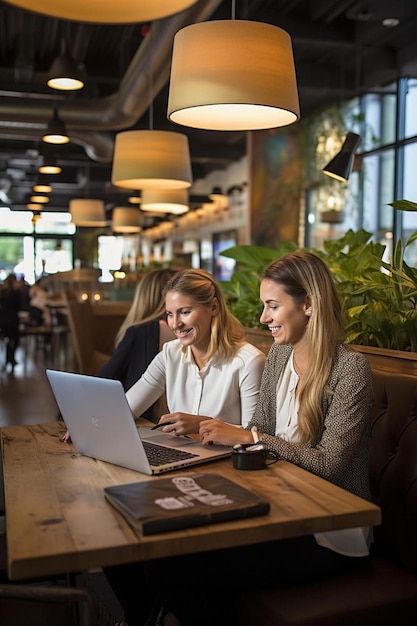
[165,291,218,353]
[259,278,308,346]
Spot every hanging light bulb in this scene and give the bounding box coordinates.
[42,108,70,144]
[47,39,84,91]
[38,152,62,175]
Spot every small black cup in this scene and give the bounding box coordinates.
[232,443,278,470]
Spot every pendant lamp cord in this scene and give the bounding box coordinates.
[231,0,236,20]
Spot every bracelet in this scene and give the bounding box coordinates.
[251,426,260,443]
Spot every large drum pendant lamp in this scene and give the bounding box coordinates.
[69,199,107,227]
[111,130,193,191]
[141,189,189,215]
[112,207,142,233]
[4,0,198,24]
[167,20,300,131]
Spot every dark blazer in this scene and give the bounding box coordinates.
[98,320,161,421]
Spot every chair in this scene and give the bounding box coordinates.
[65,297,111,375]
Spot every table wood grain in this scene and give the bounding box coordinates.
[1,421,381,581]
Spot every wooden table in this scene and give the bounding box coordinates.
[1,421,381,581]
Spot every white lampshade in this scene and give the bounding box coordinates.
[69,199,107,227]
[168,20,300,131]
[5,0,198,23]
[111,130,193,190]
[141,189,189,215]
[112,207,142,233]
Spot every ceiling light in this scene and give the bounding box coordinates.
[42,109,70,144]
[141,189,189,215]
[30,195,49,203]
[38,153,62,175]
[111,130,192,190]
[4,0,198,23]
[322,133,361,182]
[47,41,84,91]
[167,20,300,131]
[27,203,43,211]
[69,199,107,227]
[112,207,142,233]
[33,178,52,193]
[128,196,141,204]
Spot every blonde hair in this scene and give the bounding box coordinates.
[115,268,177,346]
[263,251,345,444]
[162,268,246,361]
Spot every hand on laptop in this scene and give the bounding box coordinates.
[156,412,212,436]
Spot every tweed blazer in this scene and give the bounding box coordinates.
[248,343,373,501]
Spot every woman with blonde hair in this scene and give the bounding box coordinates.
[126,268,266,434]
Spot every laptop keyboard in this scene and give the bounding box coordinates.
[143,441,200,466]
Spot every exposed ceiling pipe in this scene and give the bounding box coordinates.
[0,0,223,161]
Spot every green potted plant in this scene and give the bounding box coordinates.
[220,200,417,372]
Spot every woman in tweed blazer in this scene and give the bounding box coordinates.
[200,250,373,502]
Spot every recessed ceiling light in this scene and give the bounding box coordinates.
[382,18,400,28]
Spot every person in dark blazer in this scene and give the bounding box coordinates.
[97,268,176,421]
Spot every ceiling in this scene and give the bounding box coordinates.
[1,0,417,223]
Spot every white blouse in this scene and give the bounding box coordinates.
[126,339,266,427]
[276,353,371,557]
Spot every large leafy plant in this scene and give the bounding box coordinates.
[220,202,417,351]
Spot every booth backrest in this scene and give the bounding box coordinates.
[370,369,417,573]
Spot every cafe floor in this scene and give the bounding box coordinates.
[0,337,125,626]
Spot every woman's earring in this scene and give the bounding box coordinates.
[305,307,312,317]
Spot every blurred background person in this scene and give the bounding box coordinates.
[0,273,21,370]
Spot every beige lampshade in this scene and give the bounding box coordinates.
[69,199,107,227]
[112,207,142,233]
[4,0,198,23]
[141,189,189,215]
[168,20,300,131]
[111,130,192,190]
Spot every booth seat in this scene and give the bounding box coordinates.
[236,368,417,625]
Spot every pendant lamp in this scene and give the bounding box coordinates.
[69,199,107,227]
[47,40,84,91]
[167,20,300,131]
[141,189,189,215]
[111,130,193,190]
[30,195,49,204]
[112,207,142,233]
[38,152,61,175]
[42,109,70,144]
[322,133,361,182]
[4,0,198,24]
[33,178,52,193]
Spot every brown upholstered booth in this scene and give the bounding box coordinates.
[236,368,417,625]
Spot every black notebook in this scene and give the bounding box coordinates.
[104,472,270,535]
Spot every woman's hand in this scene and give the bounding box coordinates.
[199,419,254,447]
[61,429,71,443]
[156,412,206,436]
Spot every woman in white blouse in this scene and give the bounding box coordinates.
[126,268,266,434]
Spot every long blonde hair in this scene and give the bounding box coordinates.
[162,268,246,361]
[263,251,345,444]
[115,268,177,346]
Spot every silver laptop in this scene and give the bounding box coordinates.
[46,369,232,475]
